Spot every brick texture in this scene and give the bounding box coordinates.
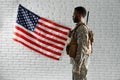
[0,0,120,80]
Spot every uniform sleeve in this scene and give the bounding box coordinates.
[75,25,89,64]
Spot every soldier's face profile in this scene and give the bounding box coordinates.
[72,10,79,23]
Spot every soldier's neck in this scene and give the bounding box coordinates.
[76,17,85,25]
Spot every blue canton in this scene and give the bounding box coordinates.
[16,4,39,31]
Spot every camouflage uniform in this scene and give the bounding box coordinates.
[70,23,92,80]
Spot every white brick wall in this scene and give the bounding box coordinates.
[0,0,120,80]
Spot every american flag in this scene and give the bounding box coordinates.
[13,4,71,60]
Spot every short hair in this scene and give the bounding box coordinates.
[75,6,87,17]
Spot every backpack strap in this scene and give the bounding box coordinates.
[69,23,85,37]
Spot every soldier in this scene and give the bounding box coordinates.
[66,6,94,80]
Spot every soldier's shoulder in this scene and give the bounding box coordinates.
[77,23,88,31]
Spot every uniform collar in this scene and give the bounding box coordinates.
[76,22,85,26]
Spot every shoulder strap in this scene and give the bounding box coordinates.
[74,23,85,32]
[71,23,85,39]
[69,23,85,37]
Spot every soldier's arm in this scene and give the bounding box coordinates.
[75,25,89,64]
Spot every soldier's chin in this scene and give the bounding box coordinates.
[73,20,78,23]
[73,18,79,23]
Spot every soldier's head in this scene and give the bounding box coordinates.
[73,6,86,23]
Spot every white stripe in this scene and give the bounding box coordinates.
[39,19,69,32]
[14,28,63,53]
[36,23,68,38]
[15,24,64,47]
[14,35,60,58]
[35,28,66,43]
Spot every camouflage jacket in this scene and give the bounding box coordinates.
[69,23,93,64]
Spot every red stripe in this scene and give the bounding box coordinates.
[15,26,64,50]
[40,17,71,30]
[35,26,67,41]
[38,21,68,35]
[16,25,65,45]
[14,32,61,56]
[34,31,65,46]
[13,38,59,60]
